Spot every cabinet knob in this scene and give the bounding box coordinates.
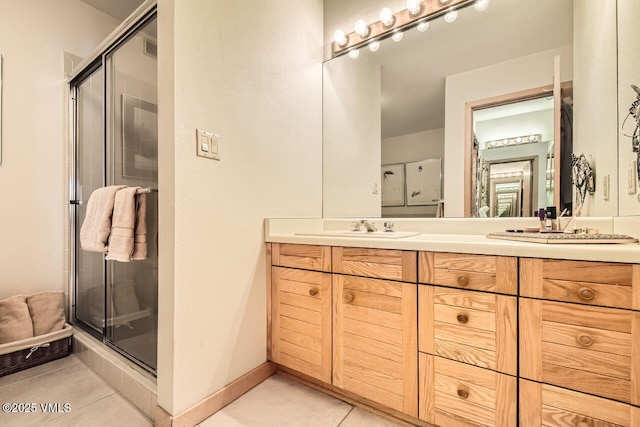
[457,388,469,399]
[578,287,595,301]
[343,293,354,304]
[577,333,594,347]
[456,314,469,324]
[457,276,469,286]
[308,288,319,297]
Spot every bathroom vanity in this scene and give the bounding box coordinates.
[265,219,640,426]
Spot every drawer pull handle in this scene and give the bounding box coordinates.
[457,276,469,286]
[577,334,594,347]
[456,314,469,324]
[578,287,595,301]
[457,388,469,399]
[308,288,319,297]
[343,293,354,304]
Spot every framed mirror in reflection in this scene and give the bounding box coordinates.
[322,0,619,218]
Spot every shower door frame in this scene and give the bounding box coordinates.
[69,4,158,375]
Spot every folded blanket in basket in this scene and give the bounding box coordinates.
[0,295,34,344]
[80,185,127,252]
[27,291,65,336]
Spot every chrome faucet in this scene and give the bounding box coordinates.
[360,220,378,232]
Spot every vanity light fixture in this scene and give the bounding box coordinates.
[486,134,542,149]
[391,30,404,42]
[348,49,360,59]
[333,29,348,47]
[368,40,381,52]
[474,0,489,12]
[407,0,422,16]
[380,7,396,28]
[354,19,370,38]
[444,8,458,23]
[416,19,430,32]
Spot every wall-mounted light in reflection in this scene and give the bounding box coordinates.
[444,9,458,23]
[416,19,430,32]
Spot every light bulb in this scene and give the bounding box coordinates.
[333,29,347,47]
[348,49,360,59]
[416,19,430,32]
[354,19,370,38]
[391,30,404,42]
[380,7,395,28]
[368,40,380,52]
[407,0,422,16]
[474,0,489,12]
[489,141,496,147]
[439,0,451,4]
[515,137,522,143]
[444,9,458,23]
[529,135,536,141]
[502,139,509,145]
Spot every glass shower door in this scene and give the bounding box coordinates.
[74,65,106,334]
[104,17,158,371]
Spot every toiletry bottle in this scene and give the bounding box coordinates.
[545,212,553,231]
[547,206,558,231]
[538,208,546,231]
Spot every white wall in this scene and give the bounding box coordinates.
[381,128,444,217]
[574,0,618,217]
[0,1,119,299]
[444,45,573,217]
[618,0,640,216]
[158,0,323,415]
[323,53,381,218]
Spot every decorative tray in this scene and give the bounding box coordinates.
[487,232,639,244]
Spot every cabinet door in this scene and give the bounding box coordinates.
[332,247,417,282]
[520,379,640,427]
[272,267,332,383]
[521,258,640,309]
[419,286,517,375]
[520,298,640,405]
[419,354,516,427]
[333,275,418,417]
[272,243,331,272]
[419,252,517,295]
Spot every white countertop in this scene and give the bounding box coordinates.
[265,218,640,263]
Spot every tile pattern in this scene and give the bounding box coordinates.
[199,375,403,427]
[0,355,151,427]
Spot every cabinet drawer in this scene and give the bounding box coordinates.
[419,252,517,295]
[271,267,332,383]
[520,298,640,404]
[520,379,640,427]
[333,275,417,417]
[419,286,517,375]
[521,258,640,309]
[271,243,331,272]
[332,247,417,282]
[419,354,516,427]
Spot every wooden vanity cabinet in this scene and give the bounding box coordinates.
[419,252,517,295]
[332,247,417,282]
[272,243,331,272]
[271,266,332,383]
[333,274,418,417]
[419,286,517,376]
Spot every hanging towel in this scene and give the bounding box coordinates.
[131,192,147,261]
[106,187,146,262]
[80,185,127,252]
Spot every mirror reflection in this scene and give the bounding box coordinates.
[473,97,557,218]
[322,0,619,218]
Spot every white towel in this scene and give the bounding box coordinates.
[106,187,147,262]
[80,185,126,252]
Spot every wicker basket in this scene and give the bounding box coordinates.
[0,324,73,377]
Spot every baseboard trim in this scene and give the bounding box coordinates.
[155,361,277,427]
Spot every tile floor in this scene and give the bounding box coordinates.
[0,356,402,427]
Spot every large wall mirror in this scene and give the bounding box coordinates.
[323,0,621,218]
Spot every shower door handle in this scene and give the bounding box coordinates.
[69,200,83,205]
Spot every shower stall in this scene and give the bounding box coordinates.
[69,8,158,373]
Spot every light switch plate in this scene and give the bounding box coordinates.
[196,129,221,160]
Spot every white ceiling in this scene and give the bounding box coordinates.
[79,0,144,21]
[349,0,574,138]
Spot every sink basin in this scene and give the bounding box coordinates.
[296,230,420,239]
